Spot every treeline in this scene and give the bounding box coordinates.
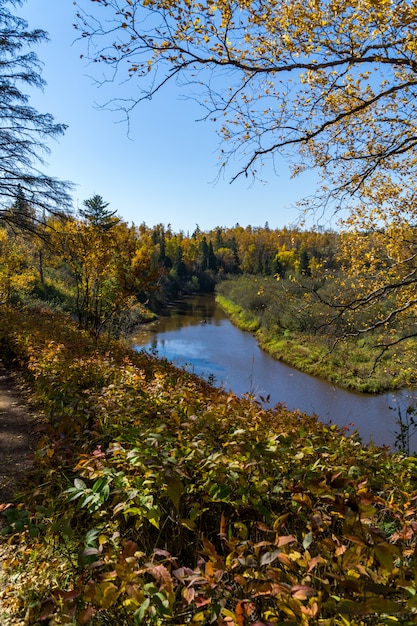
[3,193,417,392]
[151,221,339,282]
[0,195,343,336]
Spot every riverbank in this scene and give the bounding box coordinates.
[1,304,417,623]
[215,294,415,393]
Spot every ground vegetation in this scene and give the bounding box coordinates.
[1,305,417,624]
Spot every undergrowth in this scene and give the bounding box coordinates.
[216,293,415,393]
[1,305,417,624]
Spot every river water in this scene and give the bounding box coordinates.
[132,294,417,450]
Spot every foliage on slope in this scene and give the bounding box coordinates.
[216,277,417,393]
[1,305,417,625]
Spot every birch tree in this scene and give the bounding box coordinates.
[76,0,417,350]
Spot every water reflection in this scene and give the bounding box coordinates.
[132,294,417,450]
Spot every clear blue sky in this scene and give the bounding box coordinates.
[17,0,318,233]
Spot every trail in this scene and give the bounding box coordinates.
[0,361,38,625]
[0,361,36,505]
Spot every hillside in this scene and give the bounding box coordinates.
[0,305,417,625]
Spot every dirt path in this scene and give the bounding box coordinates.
[0,361,38,625]
[0,361,37,505]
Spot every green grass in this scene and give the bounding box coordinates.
[215,294,260,332]
[217,294,417,393]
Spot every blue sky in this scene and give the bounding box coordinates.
[17,0,318,233]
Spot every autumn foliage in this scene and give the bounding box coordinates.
[75,0,417,373]
[1,306,417,624]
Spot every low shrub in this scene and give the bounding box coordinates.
[1,305,417,624]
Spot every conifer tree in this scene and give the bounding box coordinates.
[79,195,119,231]
[0,0,72,228]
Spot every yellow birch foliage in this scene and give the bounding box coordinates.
[0,227,36,303]
[54,217,160,334]
[78,0,417,196]
[77,0,417,340]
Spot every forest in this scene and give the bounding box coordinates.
[2,204,416,392]
[2,198,417,624]
[3,0,417,624]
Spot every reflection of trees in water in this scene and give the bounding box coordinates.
[132,294,408,448]
[162,294,223,328]
[133,295,226,349]
[173,295,217,317]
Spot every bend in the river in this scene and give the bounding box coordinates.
[132,294,417,451]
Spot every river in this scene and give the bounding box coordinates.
[132,294,417,451]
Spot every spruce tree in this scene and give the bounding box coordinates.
[0,0,72,228]
[79,195,119,231]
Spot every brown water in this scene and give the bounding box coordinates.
[132,294,417,450]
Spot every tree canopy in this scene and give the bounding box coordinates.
[76,0,416,198]
[0,0,72,227]
[75,0,417,348]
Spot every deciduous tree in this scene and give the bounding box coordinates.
[75,0,417,352]
[76,0,416,196]
[0,223,36,303]
[56,203,160,336]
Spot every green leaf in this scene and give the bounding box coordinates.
[146,506,161,529]
[153,592,172,617]
[74,478,87,490]
[180,518,196,530]
[85,528,100,546]
[135,598,150,623]
[303,531,313,549]
[209,482,230,501]
[166,476,184,511]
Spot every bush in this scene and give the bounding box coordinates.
[1,305,417,624]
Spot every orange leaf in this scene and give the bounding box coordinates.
[220,511,227,537]
[235,601,245,626]
[202,536,220,559]
[205,560,215,578]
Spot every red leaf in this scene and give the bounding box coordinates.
[78,605,96,624]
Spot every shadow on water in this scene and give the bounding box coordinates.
[132,294,417,451]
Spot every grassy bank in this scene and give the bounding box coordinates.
[216,293,415,393]
[1,305,417,624]
[215,294,261,333]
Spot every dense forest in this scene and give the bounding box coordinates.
[2,202,416,392]
[3,0,417,623]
